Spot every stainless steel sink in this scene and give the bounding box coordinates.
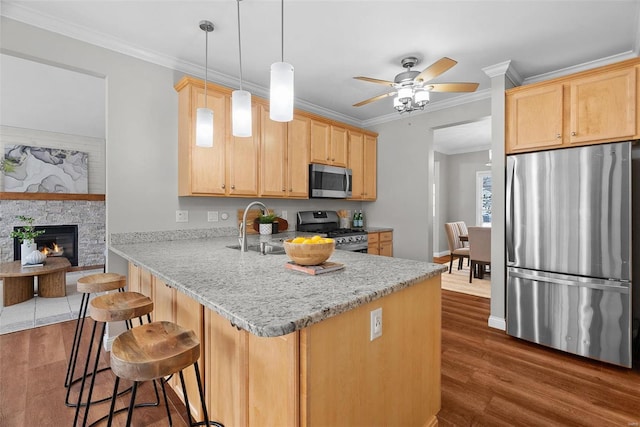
[226,243,286,255]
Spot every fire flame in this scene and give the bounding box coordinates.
[40,243,63,256]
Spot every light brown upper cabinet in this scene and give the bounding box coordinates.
[176,76,376,199]
[506,84,564,152]
[310,120,348,167]
[260,106,310,198]
[348,131,377,200]
[506,58,639,154]
[227,103,260,197]
[177,79,228,195]
[568,67,636,145]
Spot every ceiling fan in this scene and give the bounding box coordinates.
[353,56,479,113]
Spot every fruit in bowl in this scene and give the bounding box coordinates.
[284,235,335,265]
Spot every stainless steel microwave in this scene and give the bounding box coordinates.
[309,164,352,198]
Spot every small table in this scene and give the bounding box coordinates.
[0,257,71,307]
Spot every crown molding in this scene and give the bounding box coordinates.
[522,51,638,85]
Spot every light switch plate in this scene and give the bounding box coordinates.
[176,210,188,222]
[207,211,219,222]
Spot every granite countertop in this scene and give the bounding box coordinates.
[110,235,446,338]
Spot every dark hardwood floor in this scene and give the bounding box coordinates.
[439,290,640,426]
[1,288,638,426]
[0,318,191,426]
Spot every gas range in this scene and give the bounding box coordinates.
[296,211,368,252]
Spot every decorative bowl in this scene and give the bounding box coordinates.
[25,250,47,265]
[283,239,335,266]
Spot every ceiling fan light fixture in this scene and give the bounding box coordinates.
[196,20,215,148]
[397,87,413,102]
[393,96,404,111]
[414,90,430,106]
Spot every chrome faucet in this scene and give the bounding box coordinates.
[239,201,270,252]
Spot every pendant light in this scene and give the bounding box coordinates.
[269,0,294,122]
[196,20,214,148]
[232,0,252,137]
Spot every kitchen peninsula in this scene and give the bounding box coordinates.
[110,233,446,426]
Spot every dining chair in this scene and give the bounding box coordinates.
[455,221,469,247]
[468,226,491,283]
[444,222,469,273]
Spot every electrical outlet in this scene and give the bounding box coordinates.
[207,211,219,222]
[176,210,188,223]
[281,210,288,220]
[370,308,382,341]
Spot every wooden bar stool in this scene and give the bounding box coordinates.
[65,273,127,407]
[106,321,224,427]
[74,291,155,427]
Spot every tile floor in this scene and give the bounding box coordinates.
[0,268,103,335]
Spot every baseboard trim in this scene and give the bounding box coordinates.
[433,250,450,258]
[488,315,506,331]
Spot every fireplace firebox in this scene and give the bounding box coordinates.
[13,225,79,267]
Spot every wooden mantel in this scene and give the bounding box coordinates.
[0,192,105,201]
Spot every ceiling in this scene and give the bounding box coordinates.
[2,1,640,149]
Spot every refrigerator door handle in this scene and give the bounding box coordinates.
[505,156,515,265]
[509,269,629,293]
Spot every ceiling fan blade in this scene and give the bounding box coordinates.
[354,76,395,86]
[428,82,479,92]
[415,57,457,83]
[353,91,397,107]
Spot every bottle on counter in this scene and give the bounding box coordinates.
[360,210,365,228]
[353,210,359,229]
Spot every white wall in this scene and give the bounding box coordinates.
[433,149,491,255]
[0,53,105,139]
[367,98,491,261]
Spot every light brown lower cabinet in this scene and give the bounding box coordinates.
[205,275,440,426]
[129,262,440,426]
[368,231,393,257]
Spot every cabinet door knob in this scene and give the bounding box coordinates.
[556,134,561,139]
[231,185,235,190]
[282,188,286,192]
[571,131,577,136]
[222,184,226,189]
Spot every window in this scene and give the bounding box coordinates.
[476,171,492,226]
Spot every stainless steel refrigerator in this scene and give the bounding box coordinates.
[506,141,633,367]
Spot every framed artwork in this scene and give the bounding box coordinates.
[2,144,89,193]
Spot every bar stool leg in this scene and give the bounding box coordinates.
[125,382,139,427]
[65,292,89,389]
[73,318,102,427]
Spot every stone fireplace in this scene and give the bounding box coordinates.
[1,197,105,268]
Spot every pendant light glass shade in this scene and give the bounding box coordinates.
[270,61,294,122]
[196,20,214,148]
[232,90,252,137]
[196,107,214,147]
